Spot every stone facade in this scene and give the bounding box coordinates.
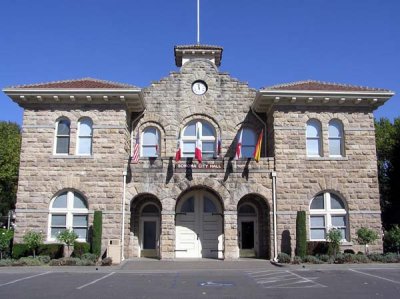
[3,45,393,261]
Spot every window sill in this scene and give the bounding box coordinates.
[51,155,94,159]
[306,156,348,161]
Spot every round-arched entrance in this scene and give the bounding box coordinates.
[238,194,270,259]
[175,189,224,259]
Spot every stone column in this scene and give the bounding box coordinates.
[160,211,175,260]
[224,211,239,259]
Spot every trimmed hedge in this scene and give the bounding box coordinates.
[12,243,63,259]
[296,211,307,258]
[91,211,102,258]
[307,241,329,255]
[72,242,90,258]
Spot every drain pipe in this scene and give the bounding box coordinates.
[250,106,267,156]
[121,171,127,261]
[271,171,278,262]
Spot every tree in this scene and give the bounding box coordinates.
[385,225,400,254]
[296,211,307,258]
[356,227,379,254]
[92,211,102,258]
[327,228,342,257]
[375,117,400,229]
[0,228,13,259]
[0,122,21,217]
[23,231,43,258]
[57,229,78,257]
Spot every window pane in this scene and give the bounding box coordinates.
[242,128,256,146]
[306,120,320,137]
[238,204,256,215]
[73,194,87,209]
[78,137,92,155]
[53,193,67,208]
[51,215,66,226]
[184,123,196,136]
[79,119,92,136]
[311,194,324,209]
[73,215,88,227]
[330,194,345,209]
[57,120,70,135]
[329,121,342,138]
[202,123,214,137]
[56,137,69,154]
[203,197,217,213]
[311,229,325,239]
[181,197,194,213]
[203,142,214,152]
[51,228,66,238]
[339,228,346,240]
[329,139,342,156]
[310,216,325,227]
[332,216,346,227]
[307,139,320,156]
[73,228,87,239]
[142,146,158,157]
[143,128,157,144]
[242,146,255,158]
[183,142,195,153]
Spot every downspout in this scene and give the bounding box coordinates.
[250,106,267,156]
[121,109,146,261]
[271,171,278,262]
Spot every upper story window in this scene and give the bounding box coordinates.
[309,192,348,241]
[48,190,89,241]
[240,128,257,158]
[182,120,216,159]
[55,118,71,154]
[328,119,344,157]
[76,118,93,155]
[306,119,322,157]
[141,127,160,157]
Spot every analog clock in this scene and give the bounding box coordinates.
[192,80,208,95]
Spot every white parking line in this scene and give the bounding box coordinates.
[349,269,400,285]
[0,272,51,287]
[287,271,327,288]
[76,272,115,290]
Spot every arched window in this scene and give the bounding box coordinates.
[328,119,344,157]
[77,118,93,155]
[141,127,160,157]
[306,119,322,157]
[55,118,70,154]
[49,191,89,241]
[309,192,348,241]
[182,120,216,159]
[240,128,257,158]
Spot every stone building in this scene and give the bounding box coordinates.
[3,44,394,260]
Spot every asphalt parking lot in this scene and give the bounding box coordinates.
[0,262,399,298]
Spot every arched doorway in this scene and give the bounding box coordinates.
[238,195,270,258]
[175,189,224,259]
[130,194,161,258]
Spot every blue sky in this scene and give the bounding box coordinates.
[1,0,399,124]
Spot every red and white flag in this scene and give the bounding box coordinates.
[175,134,181,162]
[235,129,243,160]
[132,130,140,163]
[195,127,202,163]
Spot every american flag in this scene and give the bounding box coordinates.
[132,130,140,163]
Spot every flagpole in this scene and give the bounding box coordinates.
[197,0,200,44]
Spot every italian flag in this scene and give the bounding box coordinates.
[195,127,202,163]
[253,129,263,163]
[175,135,181,162]
[235,129,243,160]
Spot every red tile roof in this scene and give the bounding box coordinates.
[262,80,391,92]
[9,77,139,89]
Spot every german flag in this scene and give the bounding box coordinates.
[253,129,263,162]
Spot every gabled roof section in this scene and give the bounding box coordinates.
[262,80,392,92]
[8,77,139,89]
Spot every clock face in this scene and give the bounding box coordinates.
[192,81,208,95]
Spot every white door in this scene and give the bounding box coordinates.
[175,191,223,258]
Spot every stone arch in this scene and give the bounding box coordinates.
[307,179,348,203]
[230,183,272,210]
[134,120,166,157]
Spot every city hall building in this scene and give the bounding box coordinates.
[3,45,394,261]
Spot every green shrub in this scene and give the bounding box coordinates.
[307,241,329,255]
[81,253,98,263]
[277,252,291,263]
[0,258,13,267]
[327,229,342,256]
[37,255,51,264]
[101,257,112,266]
[356,227,379,254]
[22,231,44,258]
[292,256,302,264]
[77,259,96,266]
[296,211,307,258]
[15,257,44,266]
[73,242,90,258]
[383,253,400,263]
[367,253,385,262]
[92,211,102,258]
[353,254,370,263]
[49,257,81,266]
[0,229,14,259]
[384,226,400,254]
[317,254,334,263]
[12,243,29,259]
[303,255,323,264]
[12,243,63,259]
